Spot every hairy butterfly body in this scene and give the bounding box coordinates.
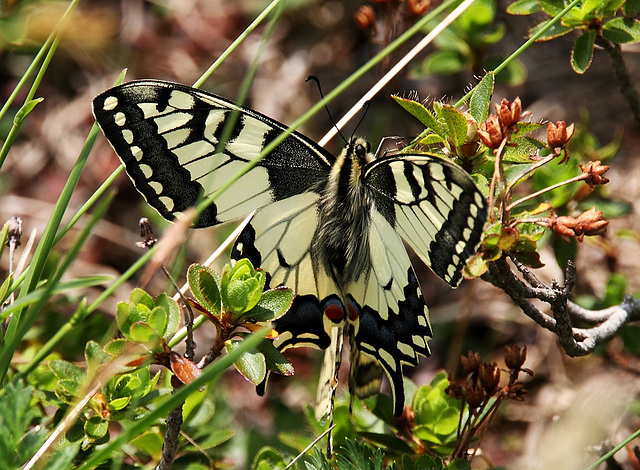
[92,80,487,416]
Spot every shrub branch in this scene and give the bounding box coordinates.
[481,257,640,356]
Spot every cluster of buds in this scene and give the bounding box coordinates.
[446,346,532,413]
[547,120,575,163]
[544,207,609,243]
[478,97,523,149]
[355,0,431,32]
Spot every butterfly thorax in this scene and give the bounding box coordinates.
[314,137,376,286]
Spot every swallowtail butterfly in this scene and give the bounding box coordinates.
[92,80,487,416]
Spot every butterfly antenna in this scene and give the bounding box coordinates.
[305,75,348,145]
[350,100,370,142]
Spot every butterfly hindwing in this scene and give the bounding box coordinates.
[230,193,346,394]
[346,210,432,416]
[365,154,487,287]
[92,80,334,228]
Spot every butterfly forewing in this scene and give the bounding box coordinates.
[364,155,488,287]
[92,80,334,228]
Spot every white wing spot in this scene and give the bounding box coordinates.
[173,140,216,167]
[139,163,153,178]
[463,227,472,240]
[103,96,118,111]
[467,215,476,229]
[114,112,126,126]
[430,164,445,181]
[148,181,163,193]
[418,315,428,327]
[447,264,456,279]
[130,146,143,161]
[155,112,193,134]
[227,116,272,161]
[470,204,478,218]
[122,129,134,144]
[412,335,426,349]
[163,127,191,149]
[138,102,164,118]
[169,90,196,109]
[159,196,174,211]
[455,240,467,254]
[451,253,460,265]
[475,192,484,207]
[379,350,397,372]
[397,341,416,359]
[204,109,228,143]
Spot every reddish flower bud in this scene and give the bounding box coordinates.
[354,5,375,31]
[574,207,608,239]
[496,97,522,129]
[579,160,610,189]
[504,345,527,370]
[478,114,504,149]
[461,351,482,374]
[407,0,431,16]
[465,377,485,408]
[479,362,501,393]
[547,121,575,163]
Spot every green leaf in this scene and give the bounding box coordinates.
[603,17,640,44]
[251,446,287,470]
[85,340,110,374]
[129,288,155,309]
[197,428,235,450]
[412,371,461,443]
[529,20,572,41]
[392,95,444,137]
[257,340,294,376]
[147,306,168,337]
[513,122,544,137]
[415,49,467,76]
[103,338,127,356]
[439,105,468,148]
[603,0,625,16]
[468,72,494,123]
[571,30,596,74]
[604,273,627,306]
[130,430,164,459]
[84,416,109,441]
[188,263,222,316]
[494,58,527,86]
[45,443,81,470]
[624,0,640,16]
[129,322,160,345]
[446,459,472,470]
[403,454,445,470]
[503,136,544,163]
[506,0,541,15]
[222,259,266,314]
[154,293,180,340]
[539,0,566,16]
[225,339,266,385]
[240,286,294,323]
[50,359,84,383]
[109,396,131,411]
